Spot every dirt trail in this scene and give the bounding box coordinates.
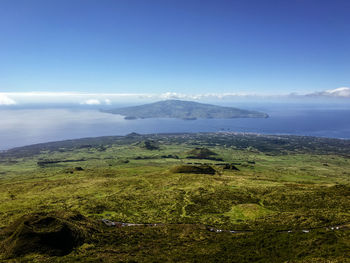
[101,219,350,234]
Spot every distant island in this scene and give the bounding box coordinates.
[101,100,268,120]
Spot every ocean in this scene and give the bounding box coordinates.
[0,103,349,150]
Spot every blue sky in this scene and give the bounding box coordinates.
[0,0,349,96]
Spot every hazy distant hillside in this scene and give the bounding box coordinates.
[102,100,268,120]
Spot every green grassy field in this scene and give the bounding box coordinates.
[0,133,349,262]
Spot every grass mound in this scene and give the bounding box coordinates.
[139,140,160,150]
[170,164,216,175]
[186,147,223,161]
[186,147,217,158]
[0,211,93,258]
[223,163,240,171]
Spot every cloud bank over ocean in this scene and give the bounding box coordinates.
[0,94,17,105]
[0,87,349,106]
[306,87,350,98]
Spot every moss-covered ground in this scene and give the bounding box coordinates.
[0,133,349,262]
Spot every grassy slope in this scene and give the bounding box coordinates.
[0,133,349,262]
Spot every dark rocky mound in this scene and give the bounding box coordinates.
[170,165,216,175]
[222,163,240,171]
[186,147,223,161]
[187,148,217,158]
[0,212,93,258]
[161,154,179,159]
[140,140,160,150]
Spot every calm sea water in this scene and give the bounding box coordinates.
[0,104,349,150]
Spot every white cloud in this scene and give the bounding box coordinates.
[324,87,350,97]
[81,99,101,105]
[158,92,258,101]
[0,93,17,105]
[2,92,149,104]
[0,91,286,105]
[159,92,197,100]
[307,87,350,98]
[1,88,349,106]
[80,98,113,105]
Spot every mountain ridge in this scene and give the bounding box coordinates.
[101,100,268,120]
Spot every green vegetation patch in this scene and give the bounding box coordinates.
[224,203,275,222]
